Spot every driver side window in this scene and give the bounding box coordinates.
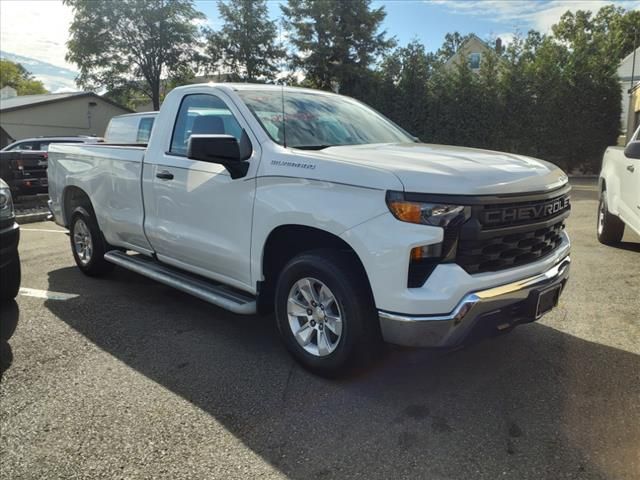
[169,93,242,156]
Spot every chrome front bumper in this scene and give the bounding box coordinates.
[378,256,570,348]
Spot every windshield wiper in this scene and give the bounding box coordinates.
[291,144,337,150]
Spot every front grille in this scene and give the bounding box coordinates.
[457,220,565,274]
[396,185,571,280]
[453,188,570,274]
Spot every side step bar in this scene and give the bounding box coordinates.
[104,250,257,315]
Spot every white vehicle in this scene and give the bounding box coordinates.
[48,84,571,375]
[598,125,640,244]
[103,112,157,144]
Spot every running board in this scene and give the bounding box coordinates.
[104,250,256,314]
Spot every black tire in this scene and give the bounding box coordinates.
[69,206,113,276]
[0,254,21,302]
[274,249,380,377]
[597,191,624,245]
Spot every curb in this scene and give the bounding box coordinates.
[16,212,51,225]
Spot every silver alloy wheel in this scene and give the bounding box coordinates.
[73,218,93,266]
[287,277,343,357]
[598,198,605,235]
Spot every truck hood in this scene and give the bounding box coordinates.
[313,143,568,195]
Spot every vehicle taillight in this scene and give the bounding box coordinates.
[43,152,48,160]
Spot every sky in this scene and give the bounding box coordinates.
[1,0,639,88]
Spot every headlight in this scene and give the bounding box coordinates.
[386,191,470,227]
[0,186,15,220]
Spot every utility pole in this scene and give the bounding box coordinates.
[631,29,637,93]
[629,29,638,142]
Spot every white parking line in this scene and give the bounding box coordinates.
[19,288,79,301]
[20,228,68,233]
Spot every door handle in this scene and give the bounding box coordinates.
[627,164,635,173]
[156,170,174,180]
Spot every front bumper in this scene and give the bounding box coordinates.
[378,255,570,347]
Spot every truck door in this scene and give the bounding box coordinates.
[142,91,260,291]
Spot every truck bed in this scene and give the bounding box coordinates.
[48,143,149,251]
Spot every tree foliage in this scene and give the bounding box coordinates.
[205,0,284,82]
[0,60,48,95]
[361,3,638,173]
[281,0,394,95]
[60,0,637,171]
[64,0,204,109]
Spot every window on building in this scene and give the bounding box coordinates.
[469,53,481,70]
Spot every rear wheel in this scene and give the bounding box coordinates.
[69,207,113,276]
[597,192,624,245]
[274,249,379,376]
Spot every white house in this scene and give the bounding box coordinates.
[618,46,640,135]
[445,34,501,73]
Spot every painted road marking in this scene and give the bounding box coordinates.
[19,288,79,301]
[20,228,68,233]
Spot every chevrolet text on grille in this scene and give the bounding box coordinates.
[482,196,571,225]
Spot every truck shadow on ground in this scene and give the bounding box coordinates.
[45,266,639,480]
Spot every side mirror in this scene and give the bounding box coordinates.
[624,140,640,159]
[187,131,252,179]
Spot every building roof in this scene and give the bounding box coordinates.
[0,91,132,113]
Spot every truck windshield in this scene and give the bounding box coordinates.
[235,89,414,149]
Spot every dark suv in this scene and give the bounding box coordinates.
[0,179,20,301]
[1,136,102,152]
[1,136,101,197]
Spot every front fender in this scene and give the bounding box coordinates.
[250,176,392,285]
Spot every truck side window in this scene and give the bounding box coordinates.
[170,94,243,156]
[136,117,155,144]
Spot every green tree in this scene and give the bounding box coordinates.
[393,40,434,139]
[281,0,394,95]
[205,0,284,82]
[552,7,626,170]
[0,59,47,95]
[64,0,204,110]
[553,5,640,63]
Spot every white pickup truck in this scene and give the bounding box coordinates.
[48,84,571,375]
[598,125,640,244]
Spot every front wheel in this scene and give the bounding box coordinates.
[69,207,113,276]
[274,249,379,376]
[597,193,624,245]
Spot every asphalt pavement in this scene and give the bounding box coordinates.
[1,178,639,480]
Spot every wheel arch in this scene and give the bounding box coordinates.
[258,224,373,314]
[62,185,95,227]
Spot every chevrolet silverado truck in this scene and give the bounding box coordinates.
[48,84,571,375]
[598,125,640,244]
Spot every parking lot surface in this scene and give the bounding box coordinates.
[1,179,639,480]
